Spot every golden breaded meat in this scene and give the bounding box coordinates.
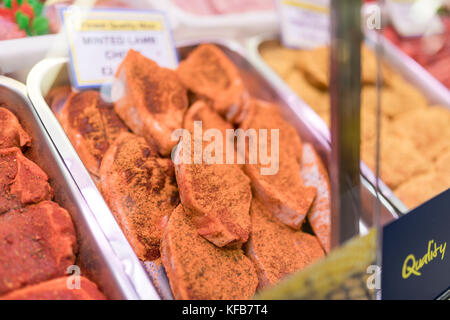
[161,205,258,300]
[435,148,450,185]
[295,45,391,88]
[60,90,128,178]
[300,143,331,253]
[177,44,250,123]
[392,106,450,162]
[361,131,429,189]
[284,70,329,114]
[245,199,324,290]
[395,172,449,209]
[361,87,423,120]
[0,201,77,295]
[0,276,106,300]
[259,40,300,79]
[241,100,316,229]
[114,49,188,156]
[99,132,179,261]
[0,107,31,150]
[175,102,252,247]
[0,147,53,214]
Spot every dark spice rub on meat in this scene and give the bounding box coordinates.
[175,101,252,247]
[113,49,188,156]
[99,132,179,261]
[0,201,77,295]
[60,90,128,179]
[0,147,53,214]
[240,100,316,229]
[245,198,324,290]
[0,276,106,300]
[177,44,250,124]
[161,205,258,300]
[0,107,31,150]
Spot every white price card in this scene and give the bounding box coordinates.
[275,0,330,49]
[61,7,178,89]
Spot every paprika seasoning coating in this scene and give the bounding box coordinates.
[245,198,324,290]
[113,49,188,156]
[60,90,128,180]
[175,101,252,247]
[300,143,331,253]
[240,100,316,229]
[161,205,258,300]
[177,44,250,124]
[0,107,31,150]
[0,147,53,214]
[99,132,179,261]
[0,201,77,295]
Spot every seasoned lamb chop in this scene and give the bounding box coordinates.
[161,205,258,300]
[60,90,128,180]
[300,143,331,253]
[177,44,250,124]
[245,198,324,290]
[113,49,188,156]
[175,101,252,247]
[182,100,235,164]
[0,277,106,300]
[0,147,53,214]
[240,100,316,229]
[0,201,77,295]
[99,132,179,261]
[0,107,31,150]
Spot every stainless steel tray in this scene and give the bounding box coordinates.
[0,75,158,299]
[27,39,398,300]
[245,33,448,215]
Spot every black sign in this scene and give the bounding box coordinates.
[382,189,450,299]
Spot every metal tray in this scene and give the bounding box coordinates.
[0,75,158,300]
[26,39,398,300]
[245,34,449,215]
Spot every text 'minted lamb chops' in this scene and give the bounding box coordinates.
[113,49,188,157]
[240,99,317,229]
[0,147,53,215]
[175,100,252,247]
[161,204,258,300]
[99,132,179,261]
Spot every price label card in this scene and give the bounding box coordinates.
[61,7,178,89]
[275,0,330,49]
[382,189,450,300]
